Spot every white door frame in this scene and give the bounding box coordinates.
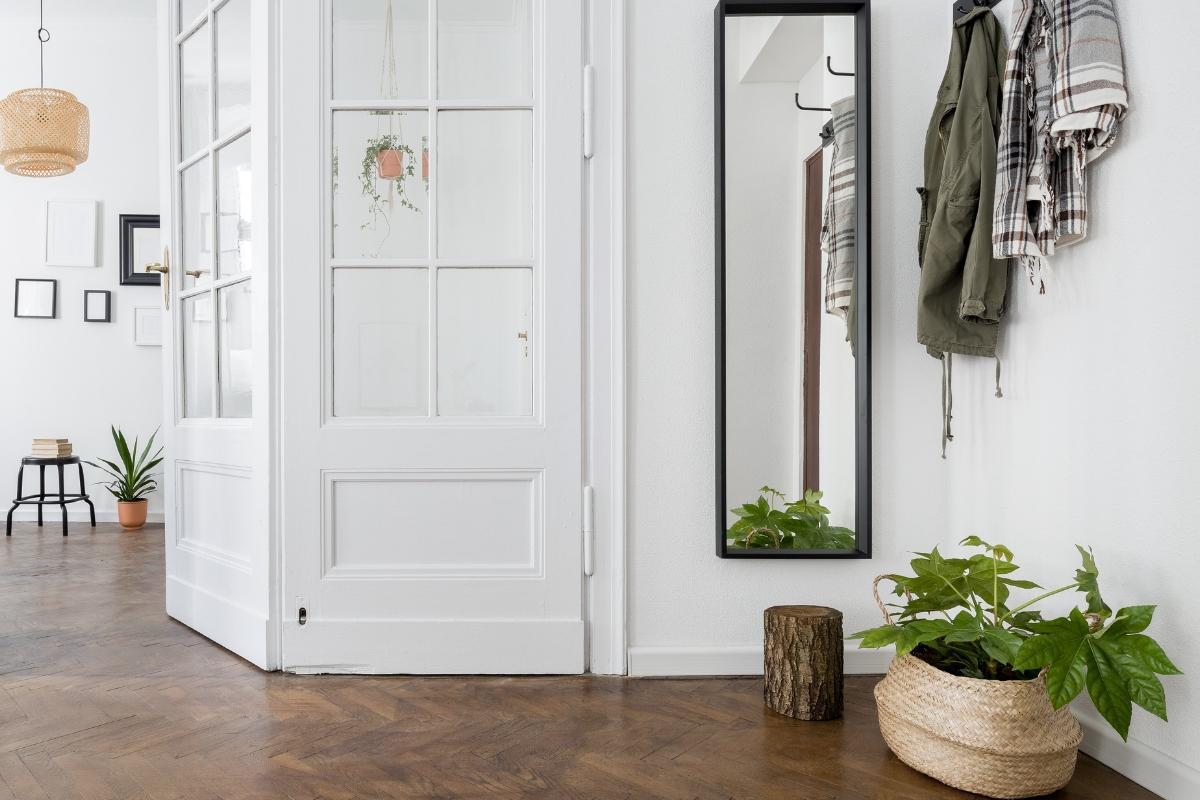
[262,0,628,675]
[583,0,627,676]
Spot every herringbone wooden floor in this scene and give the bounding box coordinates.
[0,524,1160,799]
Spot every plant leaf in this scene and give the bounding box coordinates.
[1075,545,1112,619]
[1084,639,1133,741]
[1101,606,1156,639]
[979,626,1024,665]
[1122,634,1184,676]
[1013,607,1091,671]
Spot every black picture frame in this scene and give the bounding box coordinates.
[83,290,112,323]
[119,214,161,286]
[714,0,872,560]
[14,279,58,319]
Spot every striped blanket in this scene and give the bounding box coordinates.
[822,96,856,323]
[993,0,1128,288]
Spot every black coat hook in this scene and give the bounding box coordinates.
[953,0,1003,21]
[795,94,830,112]
[826,56,854,77]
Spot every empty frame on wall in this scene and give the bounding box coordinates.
[133,306,162,346]
[120,214,162,285]
[84,290,112,322]
[45,199,98,268]
[14,279,58,319]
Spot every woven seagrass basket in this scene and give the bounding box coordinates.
[870,577,1084,799]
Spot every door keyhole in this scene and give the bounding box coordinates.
[298,607,307,625]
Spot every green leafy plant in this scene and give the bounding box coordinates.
[358,132,420,253]
[849,538,1182,740]
[84,427,163,503]
[727,487,855,550]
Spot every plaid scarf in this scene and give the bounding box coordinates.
[822,96,856,321]
[993,0,1128,289]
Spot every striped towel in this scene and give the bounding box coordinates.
[822,96,856,324]
[993,0,1128,288]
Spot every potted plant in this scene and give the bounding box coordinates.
[360,132,419,236]
[84,427,163,531]
[850,538,1182,799]
[728,487,855,549]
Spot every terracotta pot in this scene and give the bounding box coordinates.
[117,500,148,531]
[376,149,405,179]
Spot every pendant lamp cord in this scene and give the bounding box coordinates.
[38,0,50,89]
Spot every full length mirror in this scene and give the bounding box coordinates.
[716,0,871,558]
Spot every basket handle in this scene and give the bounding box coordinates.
[872,574,913,626]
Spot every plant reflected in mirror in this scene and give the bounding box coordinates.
[727,487,855,550]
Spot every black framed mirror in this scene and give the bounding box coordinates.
[715,0,871,559]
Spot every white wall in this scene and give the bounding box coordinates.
[627,0,1200,782]
[0,6,162,523]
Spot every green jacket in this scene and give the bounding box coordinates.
[917,7,1010,359]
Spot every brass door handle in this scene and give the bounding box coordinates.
[185,269,209,279]
[144,247,170,310]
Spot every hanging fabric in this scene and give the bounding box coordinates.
[993,0,1128,289]
[821,95,856,350]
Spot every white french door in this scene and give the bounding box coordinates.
[159,0,274,667]
[279,0,584,673]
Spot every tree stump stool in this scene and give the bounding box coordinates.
[763,606,843,720]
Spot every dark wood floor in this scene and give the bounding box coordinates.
[0,524,1160,800]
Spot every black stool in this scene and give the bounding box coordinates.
[6,457,96,537]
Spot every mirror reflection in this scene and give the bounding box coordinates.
[722,13,859,553]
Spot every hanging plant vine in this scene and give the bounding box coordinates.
[359,131,420,244]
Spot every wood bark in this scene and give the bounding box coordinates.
[764,605,843,721]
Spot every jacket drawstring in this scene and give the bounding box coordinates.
[941,353,954,459]
[995,356,1004,398]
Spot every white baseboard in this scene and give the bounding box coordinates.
[1078,717,1200,800]
[8,509,165,524]
[627,645,895,677]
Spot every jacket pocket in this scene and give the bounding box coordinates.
[916,187,930,267]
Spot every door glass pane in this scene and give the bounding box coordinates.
[333,0,428,100]
[217,133,252,277]
[179,0,206,33]
[181,157,213,290]
[438,268,532,416]
[438,0,532,99]
[183,294,214,418]
[216,0,251,139]
[219,281,253,418]
[333,110,429,259]
[334,268,429,416]
[180,23,211,160]
[437,110,532,259]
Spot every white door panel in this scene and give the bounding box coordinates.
[281,0,584,674]
[159,0,273,668]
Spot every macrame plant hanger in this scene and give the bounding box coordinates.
[379,0,403,214]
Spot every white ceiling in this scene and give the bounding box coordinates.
[0,0,155,19]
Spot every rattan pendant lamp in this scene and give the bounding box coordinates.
[0,0,90,177]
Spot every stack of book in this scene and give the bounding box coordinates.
[32,439,72,458]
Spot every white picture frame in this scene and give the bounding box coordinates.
[133,306,163,346]
[45,199,98,267]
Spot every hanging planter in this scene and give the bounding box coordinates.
[375,147,405,180]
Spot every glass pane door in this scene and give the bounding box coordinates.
[330,0,535,419]
[177,0,253,419]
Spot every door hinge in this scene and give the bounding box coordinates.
[583,64,595,159]
[583,485,595,576]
